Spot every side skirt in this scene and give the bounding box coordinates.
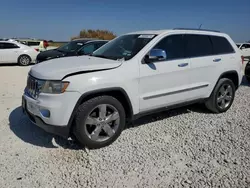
[132,98,206,121]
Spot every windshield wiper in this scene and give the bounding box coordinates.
[92,54,126,61]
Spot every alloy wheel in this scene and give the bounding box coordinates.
[216,83,233,110]
[20,56,30,65]
[84,104,120,142]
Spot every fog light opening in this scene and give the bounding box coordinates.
[40,109,51,118]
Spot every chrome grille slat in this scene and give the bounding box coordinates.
[26,75,41,99]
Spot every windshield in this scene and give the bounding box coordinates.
[57,41,86,52]
[92,34,156,60]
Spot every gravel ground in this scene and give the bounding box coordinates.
[0,65,250,188]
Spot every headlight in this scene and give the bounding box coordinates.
[40,81,70,94]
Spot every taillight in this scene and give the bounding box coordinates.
[241,56,244,64]
[35,48,39,52]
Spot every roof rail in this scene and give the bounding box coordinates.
[173,28,220,33]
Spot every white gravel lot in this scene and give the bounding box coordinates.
[0,65,250,188]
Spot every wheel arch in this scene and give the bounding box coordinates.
[67,87,134,133]
[207,70,239,100]
[217,70,239,90]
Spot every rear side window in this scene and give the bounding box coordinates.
[80,44,95,54]
[153,34,185,60]
[210,36,234,54]
[0,43,19,49]
[185,34,213,58]
[27,41,40,46]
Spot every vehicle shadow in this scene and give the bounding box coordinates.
[127,103,211,129]
[241,76,249,87]
[0,63,34,67]
[0,63,19,67]
[10,104,210,149]
[9,106,83,150]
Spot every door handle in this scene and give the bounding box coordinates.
[213,58,221,62]
[178,63,189,67]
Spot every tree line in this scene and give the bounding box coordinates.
[71,29,116,40]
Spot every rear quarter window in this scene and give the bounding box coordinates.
[210,36,235,55]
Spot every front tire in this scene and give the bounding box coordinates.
[18,55,31,66]
[205,78,235,113]
[74,96,126,149]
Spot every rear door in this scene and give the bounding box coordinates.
[187,34,235,99]
[185,34,219,99]
[0,42,21,63]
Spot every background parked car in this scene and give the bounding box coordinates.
[36,39,108,63]
[236,43,250,60]
[0,41,39,65]
[12,38,57,52]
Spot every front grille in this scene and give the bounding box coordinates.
[26,75,41,99]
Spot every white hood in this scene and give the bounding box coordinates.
[30,56,122,80]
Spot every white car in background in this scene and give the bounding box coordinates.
[0,41,39,66]
[236,43,250,59]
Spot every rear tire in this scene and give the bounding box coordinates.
[18,55,31,66]
[205,78,235,113]
[74,96,126,149]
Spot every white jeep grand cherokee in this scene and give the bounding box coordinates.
[22,28,243,149]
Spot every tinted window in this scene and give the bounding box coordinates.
[57,41,86,52]
[0,43,19,49]
[27,41,40,46]
[92,34,156,60]
[153,35,185,60]
[80,44,95,54]
[185,34,213,58]
[0,43,4,49]
[96,42,107,49]
[241,44,250,49]
[210,36,234,54]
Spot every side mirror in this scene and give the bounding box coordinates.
[144,49,167,63]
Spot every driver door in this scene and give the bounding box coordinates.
[139,34,193,112]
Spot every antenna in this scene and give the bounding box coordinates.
[199,24,203,29]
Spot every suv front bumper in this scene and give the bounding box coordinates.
[22,91,81,138]
[22,100,69,138]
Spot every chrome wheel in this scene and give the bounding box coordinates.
[217,84,233,109]
[84,104,120,142]
[19,56,30,65]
